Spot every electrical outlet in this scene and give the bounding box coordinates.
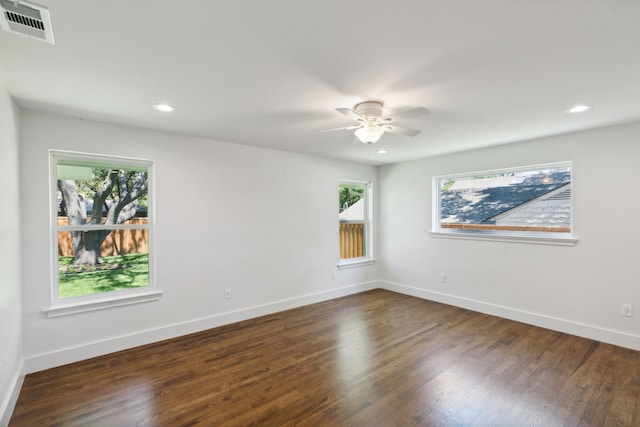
[622,304,632,317]
[331,271,337,280]
[440,273,447,283]
[225,288,232,299]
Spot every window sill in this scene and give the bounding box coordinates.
[430,231,578,247]
[337,258,376,269]
[43,290,163,318]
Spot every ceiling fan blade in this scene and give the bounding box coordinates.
[383,125,421,137]
[321,125,362,132]
[380,107,429,123]
[335,107,365,122]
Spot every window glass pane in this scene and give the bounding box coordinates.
[54,154,152,302]
[339,182,367,260]
[339,222,365,259]
[57,230,149,299]
[438,164,571,234]
[338,183,365,220]
[57,165,148,224]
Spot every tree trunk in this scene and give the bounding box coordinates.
[71,229,110,265]
[60,179,110,266]
[59,170,147,266]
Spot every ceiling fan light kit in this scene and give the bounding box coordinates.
[354,122,385,144]
[331,100,428,144]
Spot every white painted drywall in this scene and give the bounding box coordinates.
[19,110,379,372]
[378,121,640,350]
[0,79,24,425]
[16,106,640,379]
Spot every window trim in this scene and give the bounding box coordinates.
[430,231,578,246]
[432,161,578,246]
[46,150,160,316]
[337,180,375,268]
[42,289,163,318]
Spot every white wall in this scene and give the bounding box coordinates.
[378,121,640,350]
[16,107,640,383]
[19,110,379,372]
[0,80,23,425]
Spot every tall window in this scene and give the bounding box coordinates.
[338,181,372,265]
[48,150,159,315]
[434,162,573,238]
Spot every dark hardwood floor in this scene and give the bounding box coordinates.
[10,289,640,426]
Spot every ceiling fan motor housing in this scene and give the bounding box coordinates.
[354,101,383,120]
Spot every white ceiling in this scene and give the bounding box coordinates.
[1,1,640,165]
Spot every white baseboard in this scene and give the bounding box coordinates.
[24,281,380,374]
[0,359,24,427]
[380,280,640,351]
[24,278,637,377]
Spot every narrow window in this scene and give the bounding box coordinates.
[435,162,572,237]
[48,150,159,315]
[338,181,372,265]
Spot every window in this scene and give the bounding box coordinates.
[338,180,374,267]
[46,150,160,317]
[433,162,577,245]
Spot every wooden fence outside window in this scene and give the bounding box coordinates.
[339,222,364,259]
[57,217,148,257]
[60,218,366,259]
[440,224,570,233]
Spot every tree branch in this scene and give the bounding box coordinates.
[118,170,130,200]
[104,171,148,225]
[90,170,118,224]
[59,180,87,226]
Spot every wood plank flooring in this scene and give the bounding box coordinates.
[10,289,640,426]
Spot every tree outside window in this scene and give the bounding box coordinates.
[51,151,154,304]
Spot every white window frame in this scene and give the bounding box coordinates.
[431,162,578,246]
[45,150,161,317]
[338,180,375,269]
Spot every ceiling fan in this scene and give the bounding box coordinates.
[328,101,429,144]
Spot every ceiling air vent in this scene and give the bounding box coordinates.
[0,0,54,44]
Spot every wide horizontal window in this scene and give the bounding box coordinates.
[434,162,574,241]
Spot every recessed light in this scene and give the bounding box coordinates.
[152,103,176,112]
[566,104,592,114]
[376,149,388,154]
